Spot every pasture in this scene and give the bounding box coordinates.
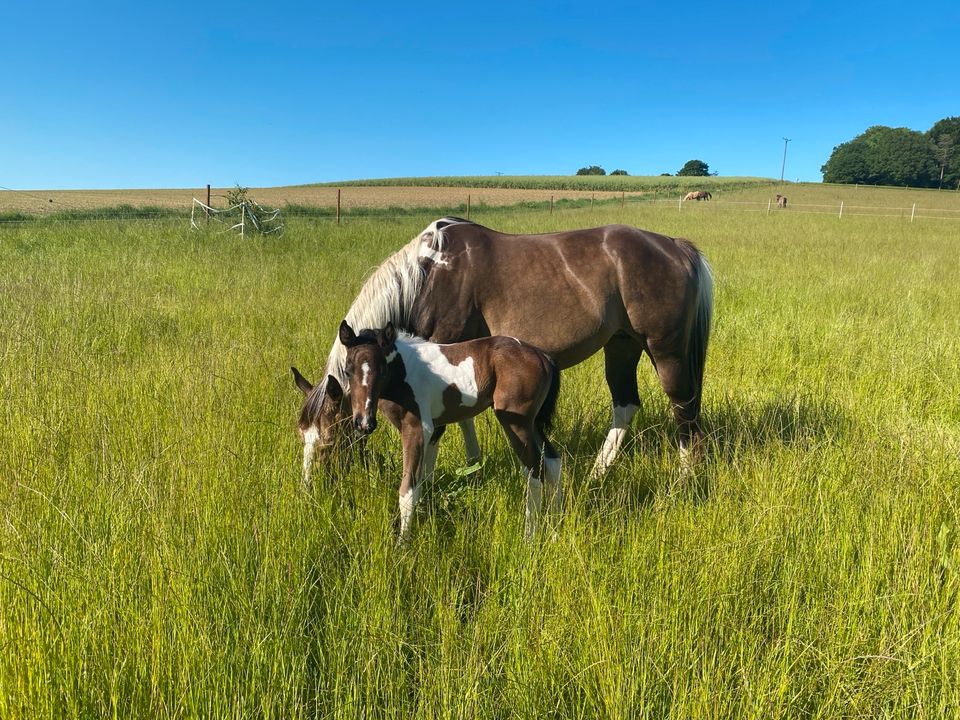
[1,197,959,717]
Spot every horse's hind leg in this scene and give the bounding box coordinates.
[494,410,546,539]
[648,348,703,471]
[591,333,644,477]
[542,438,563,526]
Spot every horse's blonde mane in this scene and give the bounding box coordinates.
[319,218,461,395]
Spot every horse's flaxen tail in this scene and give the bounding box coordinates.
[535,354,562,434]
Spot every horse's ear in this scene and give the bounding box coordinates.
[339,320,357,347]
[291,367,313,395]
[326,374,343,401]
[382,322,397,346]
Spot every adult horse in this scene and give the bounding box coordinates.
[303,218,713,476]
[683,191,712,201]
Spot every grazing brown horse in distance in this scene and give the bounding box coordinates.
[298,320,563,541]
[300,217,713,479]
[683,191,712,201]
[776,194,788,208]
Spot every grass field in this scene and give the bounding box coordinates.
[2,196,959,717]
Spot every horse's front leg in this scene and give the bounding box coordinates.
[458,419,481,466]
[398,418,430,542]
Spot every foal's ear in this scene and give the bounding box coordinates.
[326,374,343,401]
[339,320,358,347]
[291,366,313,395]
[382,322,397,346]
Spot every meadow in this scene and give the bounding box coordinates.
[1,196,959,718]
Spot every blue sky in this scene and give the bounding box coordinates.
[3,1,958,189]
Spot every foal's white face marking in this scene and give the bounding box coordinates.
[396,339,479,421]
[360,362,371,388]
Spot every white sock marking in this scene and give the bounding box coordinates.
[525,471,544,539]
[591,404,639,476]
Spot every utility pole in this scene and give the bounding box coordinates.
[780,137,791,183]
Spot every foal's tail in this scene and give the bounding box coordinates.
[535,354,562,434]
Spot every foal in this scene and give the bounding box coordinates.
[335,320,562,540]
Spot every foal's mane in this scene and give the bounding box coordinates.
[317,217,469,399]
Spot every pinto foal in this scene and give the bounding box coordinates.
[315,320,562,540]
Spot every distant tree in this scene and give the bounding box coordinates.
[821,125,938,187]
[928,116,960,188]
[660,172,673,176]
[677,159,710,176]
[610,169,629,176]
[821,140,871,184]
[576,165,606,176]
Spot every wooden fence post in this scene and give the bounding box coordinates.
[550,195,554,214]
[467,194,471,220]
[911,203,916,222]
[336,189,341,225]
[205,184,211,224]
[591,193,594,210]
[621,191,625,208]
[839,201,843,219]
[767,199,771,215]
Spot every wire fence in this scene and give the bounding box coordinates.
[3,187,960,226]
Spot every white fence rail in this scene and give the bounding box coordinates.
[668,197,960,222]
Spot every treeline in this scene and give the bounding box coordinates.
[821,117,959,188]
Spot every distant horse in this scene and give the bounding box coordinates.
[296,218,713,479]
[295,320,562,540]
[776,194,787,208]
[683,191,712,201]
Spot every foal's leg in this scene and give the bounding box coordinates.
[494,410,545,539]
[422,425,446,489]
[591,334,644,477]
[541,438,563,523]
[398,417,428,542]
[458,419,482,466]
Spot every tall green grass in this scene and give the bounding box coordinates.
[1,205,959,717]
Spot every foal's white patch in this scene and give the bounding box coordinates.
[417,245,449,266]
[360,362,371,387]
[395,337,479,421]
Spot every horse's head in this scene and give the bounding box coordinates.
[339,319,397,436]
[291,366,351,485]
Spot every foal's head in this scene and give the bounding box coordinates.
[339,319,398,436]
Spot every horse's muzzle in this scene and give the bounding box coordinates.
[354,415,377,435]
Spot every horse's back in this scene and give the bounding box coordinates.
[414,221,704,365]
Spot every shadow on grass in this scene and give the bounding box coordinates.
[308,392,848,545]
[561,391,850,515]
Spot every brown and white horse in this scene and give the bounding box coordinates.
[776,194,787,208]
[295,321,562,540]
[683,190,712,201]
[298,218,712,478]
